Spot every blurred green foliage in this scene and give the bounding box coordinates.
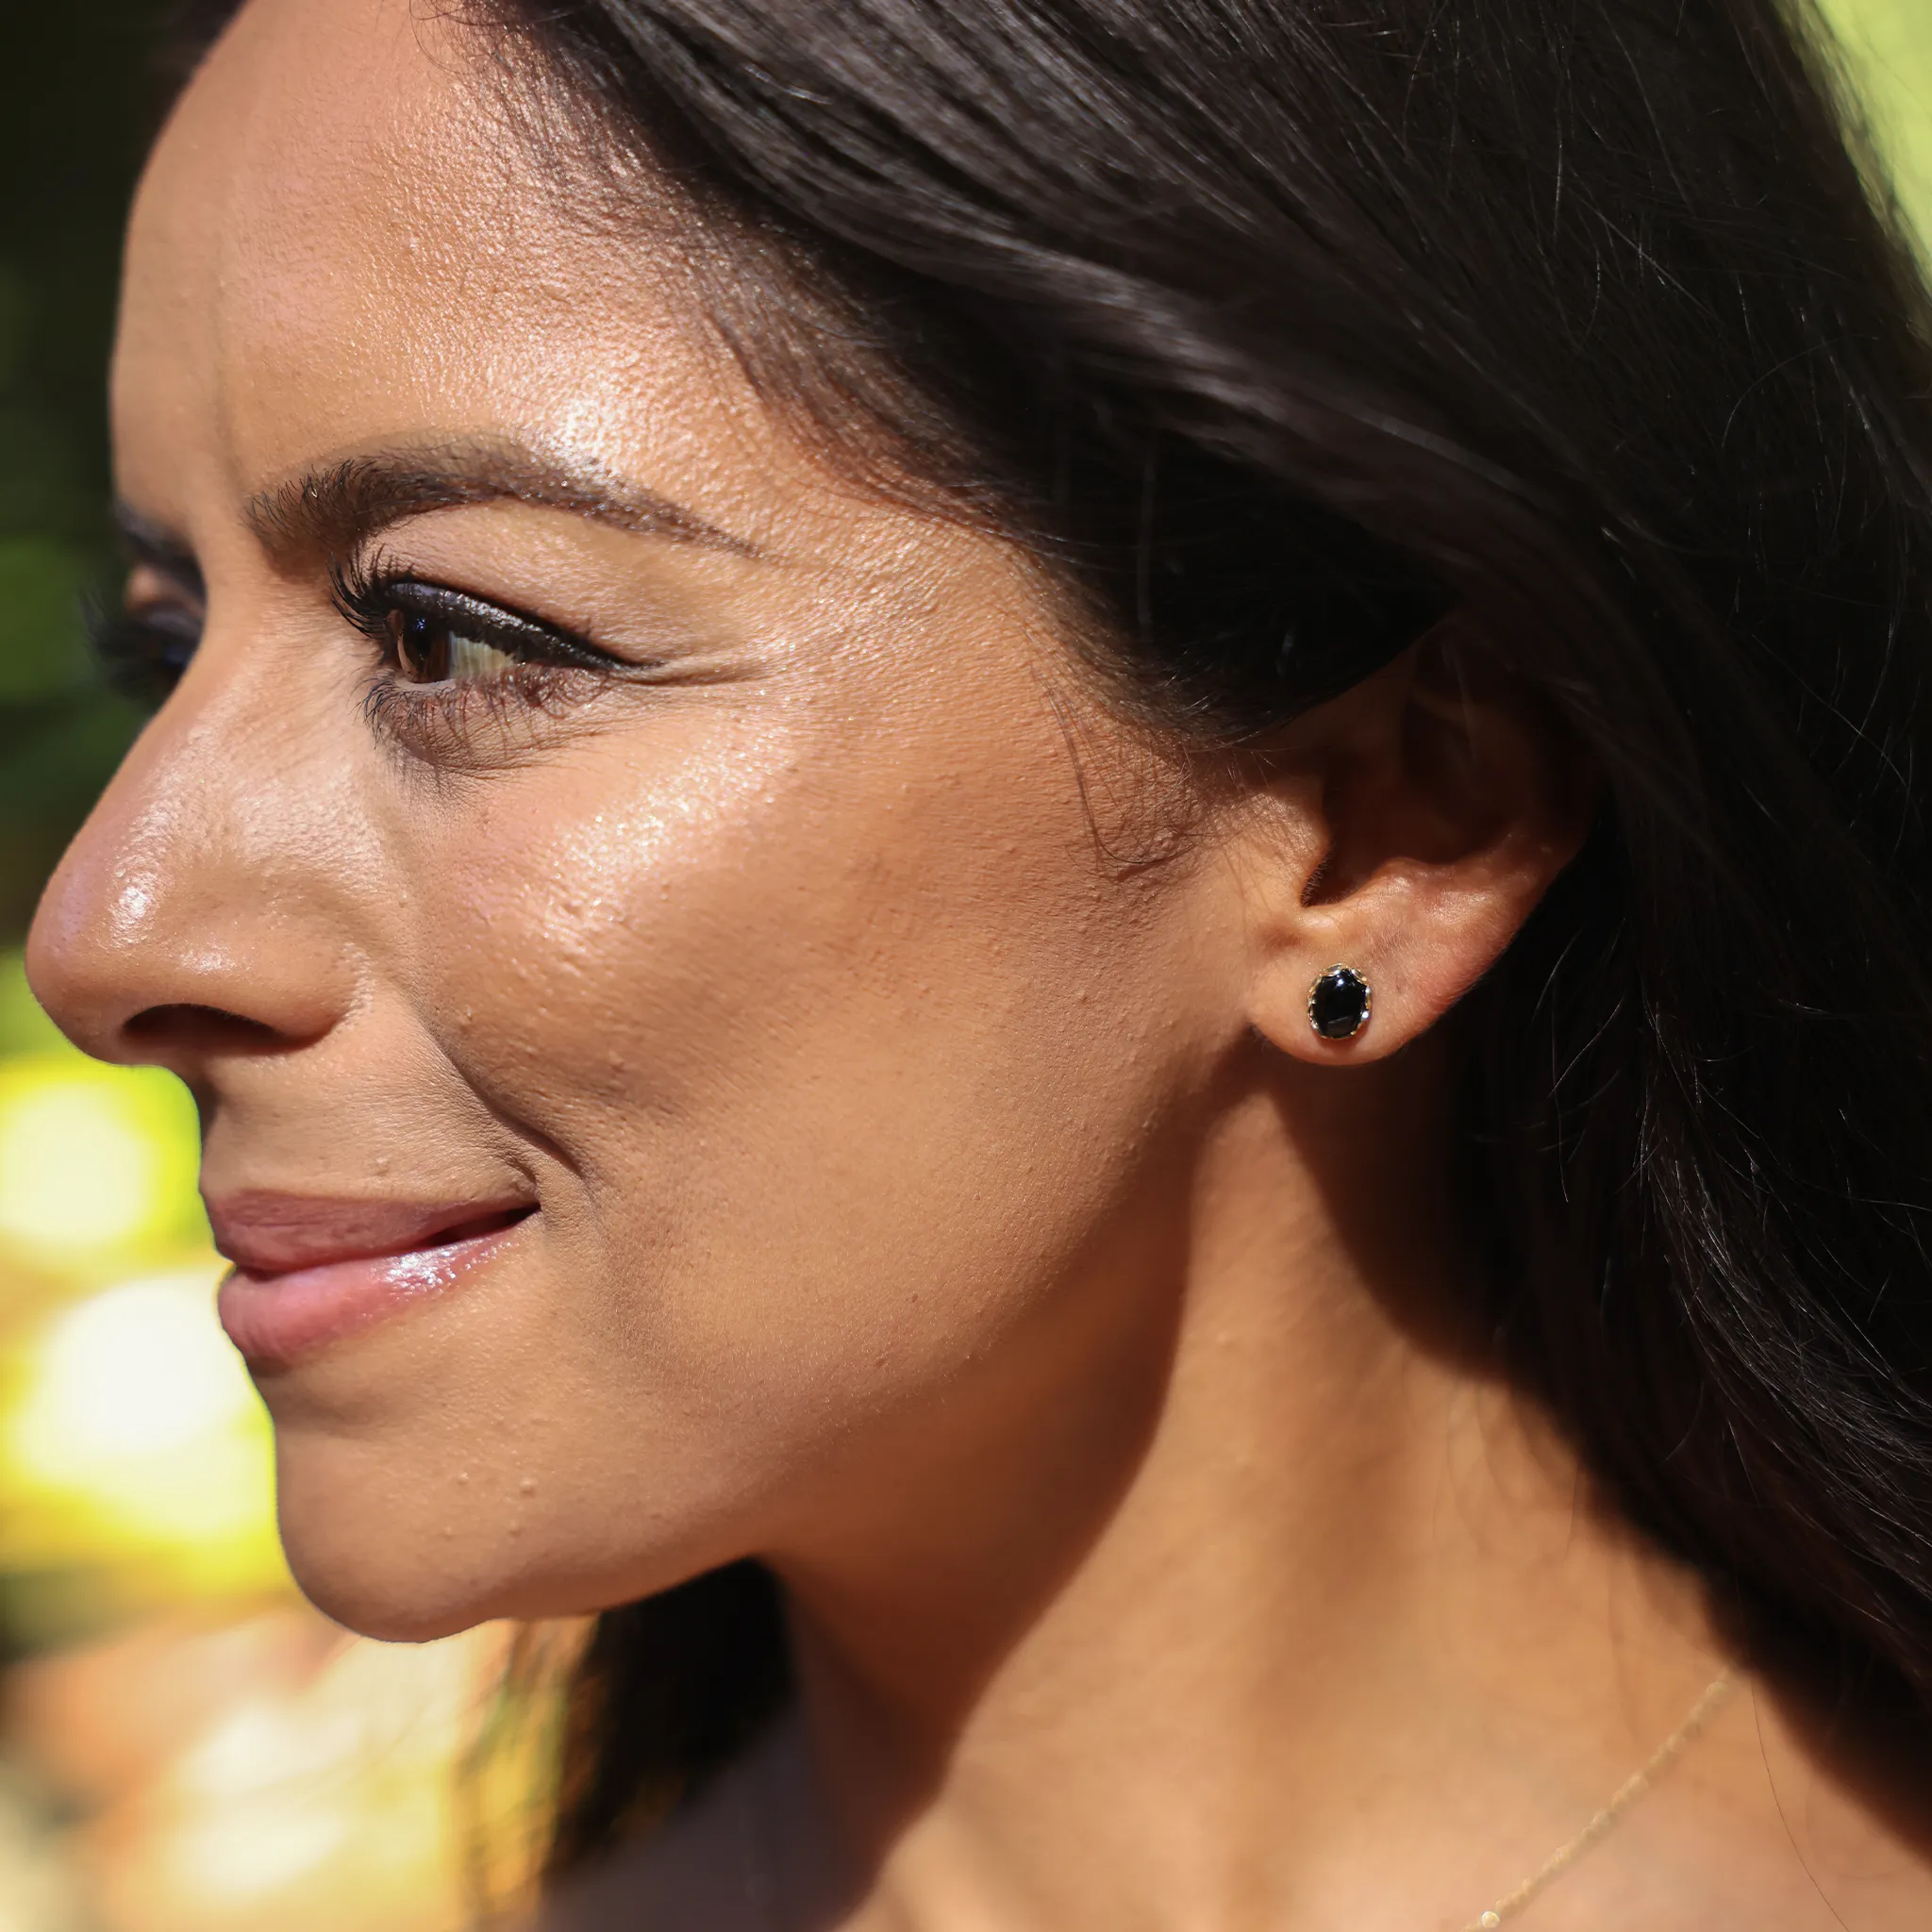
[0,3,1927,950]
[0,2,164,941]
[1820,0,1932,228]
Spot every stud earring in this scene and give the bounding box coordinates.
[1307,965,1372,1041]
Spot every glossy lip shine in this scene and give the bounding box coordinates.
[210,1194,534,1367]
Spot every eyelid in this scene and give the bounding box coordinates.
[124,558,206,614]
[114,507,206,603]
[332,560,640,675]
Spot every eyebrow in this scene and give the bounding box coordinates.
[240,438,759,569]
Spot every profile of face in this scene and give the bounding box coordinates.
[25,0,1571,1643]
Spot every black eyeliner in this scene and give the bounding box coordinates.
[330,558,629,675]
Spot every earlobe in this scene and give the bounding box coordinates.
[1237,626,1593,1067]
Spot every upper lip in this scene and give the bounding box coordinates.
[207,1191,536,1276]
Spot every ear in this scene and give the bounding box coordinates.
[1233,623,1595,1065]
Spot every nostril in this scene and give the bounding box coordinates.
[125,1003,293,1053]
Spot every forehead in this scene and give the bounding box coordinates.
[116,0,750,529]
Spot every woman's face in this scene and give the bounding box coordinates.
[25,0,1261,1637]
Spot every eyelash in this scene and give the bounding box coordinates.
[90,596,202,709]
[92,559,632,762]
[329,556,627,757]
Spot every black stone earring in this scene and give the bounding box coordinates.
[1307,965,1372,1041]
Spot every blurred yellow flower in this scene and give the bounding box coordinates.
[0,1059,204,1277]
[2,1263,278,1578]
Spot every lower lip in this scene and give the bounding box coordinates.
[217,1219,527,1367]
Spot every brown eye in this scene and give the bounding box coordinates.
[384,608,516,686]
[387,608,449,683]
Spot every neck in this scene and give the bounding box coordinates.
[765,1043,1737,1931]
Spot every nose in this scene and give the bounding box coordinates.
[25,677,358,1078]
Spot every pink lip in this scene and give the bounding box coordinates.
[209,1192,534,1367]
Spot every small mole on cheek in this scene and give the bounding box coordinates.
[519,1477,537,1496]
[456,1471,470,1486]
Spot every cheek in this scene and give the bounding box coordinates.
[394,698,1192,1424]
[267,691,1212,1636]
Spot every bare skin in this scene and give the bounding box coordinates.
[24,1,1932,1926]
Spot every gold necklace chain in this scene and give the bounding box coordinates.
[1457,1668,1738,1931]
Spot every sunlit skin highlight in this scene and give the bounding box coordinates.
[24,1,1932,1926]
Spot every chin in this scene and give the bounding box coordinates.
[277,1509,652,1643]
[275,1502,509,1643]
[265,1436,516,1641]
[268,1427,740,1644]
